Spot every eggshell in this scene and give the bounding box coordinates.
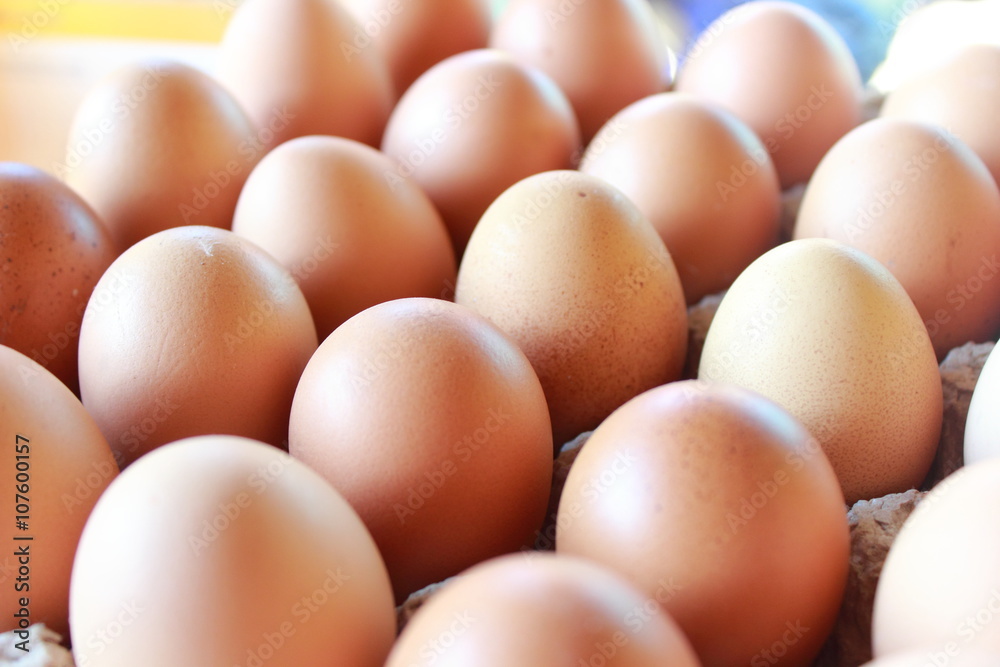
[231,136,456,340]
[965,345,1000,465]
[882,44,1000,188]
[78,226,317,467]
[381,49,580,255]
[698,239,942,503]
[217,0,394,149]
[0,345,118,639]
[64,60,258,252]
[794,118,1000,358]
[557,380,848,667]
[69,435,395,667]
[0,163,116,394]
[862,650,1000,667]
[386,553,701,667]
[675,1,863,188]
[342,0,492,95]
[289,298,553,601]
[872,460,1000,657]
[581,93,781,304]
[456,170,687,445]
[491,0,670,142]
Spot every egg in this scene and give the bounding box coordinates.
[0,163,116,394]
[341,0,492,95]
[674,1,863,188]
[699,239,942,503]
[78,226,317,467]
[289,298,552,601]
[381,49,580,255]
[794,118,1000,358]
[557,380,848,667]
[490,0,670,142]
[69,435,395,667]
[0,345,118,639]
[64,60,258,252]
[455,170,687,445]
[872,460,1000,658]
[217,0,394,149]
[386,553,701,667]
[882,44,1000,188]
[580,93,781,304]
[965,344,1000,465]
[231,135,456,340]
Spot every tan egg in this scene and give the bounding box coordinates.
[872,460,1000,658]
[581,93,781,304]
[289,298,552,601]
[882,44,1000,188]
[862,650,1000,667]
[698,239,942,504]
[0,345,118,639]
[69,436,395,667]
[342,0,492,95]
[557,380,848,667]
[231,136,456,340]
[794,118,1000,358]
[0,163,116,394]
[217,0,394,149]
[381,49,580,255]
[456,170,687,445]
[78,226,317,468]
[64,60,258,253]
[674,1,862,188]
[491,0,670,142]
[965,345,1000,465]
[386,553,701,667]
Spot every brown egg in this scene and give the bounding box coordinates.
[882,44,1000,188]
[381,49,580,255]
[0,345,118,640]
[862,650,1000,667]
[557,380,848,667]
[581,93,781,304]
[491,0,670,142]
[699,239,942,503]
[386,553,701,667]
[78,226,317,467]
[231,136,456,340]
[217,0,394,149]
[455,170,687,446]
[794,118,1000,358]
[289,298,552,601]
[0,163,116,394]
[70,435,395,667]
[873,460,1000,658]
[342,0,492,95]
[674,1,863,188]
[64,60,258,252]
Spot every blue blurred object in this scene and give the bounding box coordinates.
[670,0,918,82]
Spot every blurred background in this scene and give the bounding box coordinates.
[0,0,992,171]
